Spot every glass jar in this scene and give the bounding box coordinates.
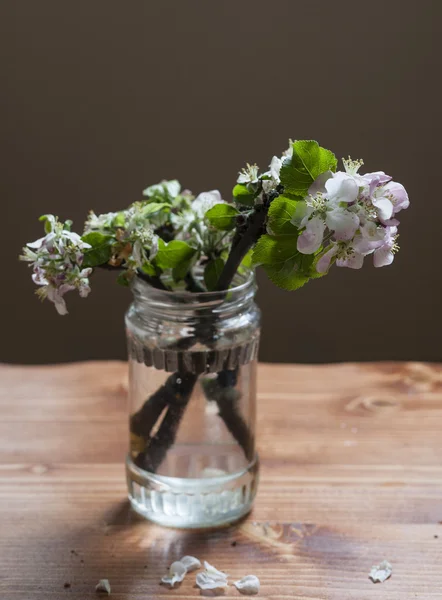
[125,272,260,528]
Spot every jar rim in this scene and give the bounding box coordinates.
[132,268,255,298]
[130,269,256,313]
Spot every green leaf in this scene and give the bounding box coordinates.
[204,258,225,291]
[252,234,279,266]
[267,196,302,236]
[252,234,315,291]
[172,258,194,282]
[232,183,255,206]
[240,249,254,269]
[112,212,126,228]
[205,203,239,231]
[117,271,131,287]
[280,140,337,196]
[39,214,53,234]
[238,248,254,276]
[154,239,196,270]
[140,203,170,217]
[81,231,114,267]
[140,261,156,276]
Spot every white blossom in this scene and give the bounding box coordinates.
[128,230,159,268]
[261,141,295,194]
[261,156,283,194]
[20,216,93,315]
[84,211,118,233]
[170,190,232,257]
[282,140,293,158]
[237,163,259,185]
[192,190,225,219]
[143,179,181,199]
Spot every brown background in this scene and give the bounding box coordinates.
[1,0,441,365]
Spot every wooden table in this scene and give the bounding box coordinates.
[1,361,442,599]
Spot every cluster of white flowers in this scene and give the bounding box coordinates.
[20,215,92,315]
[236,142,293,199]
[21,180,236,313]
[140,179,232,258]
[85,204,161,272]
[171,190,222,236]
[84,210,118,233]
[252,147,409,272]
[171,189,232,255]
[292,158,409,271]
[122,204,160,269]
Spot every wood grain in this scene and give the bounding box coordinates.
[1,360,442,599]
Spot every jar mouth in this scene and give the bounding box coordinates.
[131,268,256,314]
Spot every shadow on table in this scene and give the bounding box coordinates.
[44,499,366,598]
[56,498,248,597]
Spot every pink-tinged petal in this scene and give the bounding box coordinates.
[316,245,338,273]
[361,172,392,197]
[372,196,394,220]
[380,217,400,227]
[373,245,395,267]
[364,171,392,185]
[79,268,93,278]
[360,221,387,242]
[308,170,333,196]
[325,208,359,241]
[383,181,410,213]
[32,271,49,286]
[79,283,91,298]
[54,299,68,315]
[352,233,382,255]
[58,283,76,296]
[297,216,325,254]
[47,287,69,315]
[325,172,359,203]
[336,252,364,269]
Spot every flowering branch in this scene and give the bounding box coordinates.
[20,139,410,312]
[20,139,410,475]
[250,142,410,290]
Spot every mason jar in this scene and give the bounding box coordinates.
[125,272,260,528]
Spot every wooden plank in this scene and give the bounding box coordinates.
[0,361,442,598]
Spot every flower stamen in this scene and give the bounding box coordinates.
[343,156,364,176]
